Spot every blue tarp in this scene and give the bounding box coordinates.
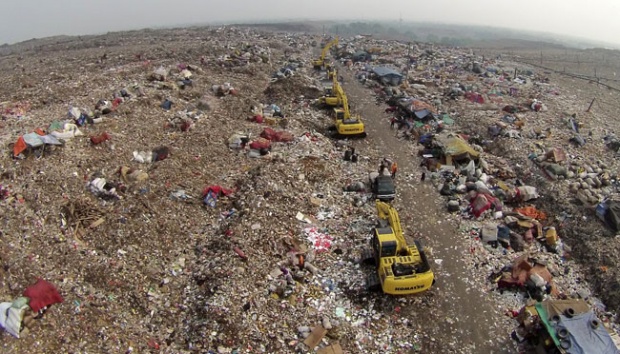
[556,311,619,354]
[372,66,403,78]
[23,133,61,147]
[536,300,620,354]
[414,109,432,119]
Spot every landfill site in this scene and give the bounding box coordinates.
[3,24,620,354]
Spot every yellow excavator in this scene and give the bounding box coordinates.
[330,87,366,138]
[363,201,434,295]
[313,37,339,70]
[318,71,343,107]
[327,66,337,80]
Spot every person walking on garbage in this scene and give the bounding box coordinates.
[391,161,398,179]
[383,157,392,170]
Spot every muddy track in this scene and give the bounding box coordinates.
[339,67,516,354]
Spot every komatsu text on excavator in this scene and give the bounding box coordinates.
[363,201,434,295]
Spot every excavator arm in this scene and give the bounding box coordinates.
[314,37,339,68]
[340,89,349,119]
[320,37,339,62]
[375,201,405,249]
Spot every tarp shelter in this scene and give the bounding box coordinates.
[352,51,370,62]
[437,134,480,165]
[396,97,438,119]
[372,66,403,86]
[13,131,62,157]
[536,299,619,354]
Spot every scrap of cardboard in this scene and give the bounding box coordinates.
[303,325,327,349]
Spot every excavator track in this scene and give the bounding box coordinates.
[367,273,381,292]
[336,132,367,139]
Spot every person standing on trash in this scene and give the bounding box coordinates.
[383,158,392,171]
[391,161,398,179]
[379,161,386,175]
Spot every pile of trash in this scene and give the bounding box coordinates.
[3,23,620,354]
[345,32,620,352]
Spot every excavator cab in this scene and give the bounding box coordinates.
[327,66,336,80]
[319,72,343,108]
[372,226,397,257]
[333,107,345,121]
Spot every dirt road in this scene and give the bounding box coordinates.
[339,67,516,353]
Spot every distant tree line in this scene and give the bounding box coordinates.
[328,21,475,47]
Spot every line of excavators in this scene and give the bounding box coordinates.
[313,37,367,138]
[313,36,434,296]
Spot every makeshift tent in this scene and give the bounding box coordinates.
[396,97,438,118]
[13,131,62,157]
[536,299,619,354]
[23,279,63,312]
[372,66,403,86]
[437,134,480,165]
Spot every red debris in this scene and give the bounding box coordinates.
[90,132,111,145]
[233,246,247,260]
[23,279,64,312]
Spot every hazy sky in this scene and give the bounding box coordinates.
[2,0,619,45]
